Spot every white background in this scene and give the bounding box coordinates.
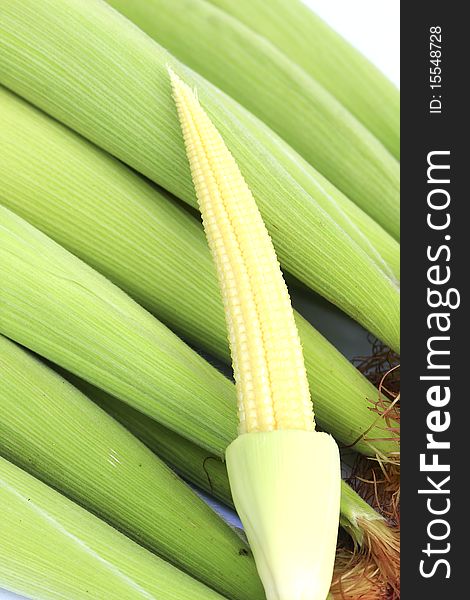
[303,0,400,86]
[0,1,399,599]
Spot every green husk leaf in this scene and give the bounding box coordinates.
[206,0,400,160]
[0,335,264,600]
[108,0,400,240]
[0,87,397,457]
[0,0,400,351]
[0,456,225,600]
[66,371,235,507]
[0,204,237,457]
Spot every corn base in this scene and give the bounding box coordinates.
[226,430,341,600]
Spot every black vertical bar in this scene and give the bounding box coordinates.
[401,2,466,597]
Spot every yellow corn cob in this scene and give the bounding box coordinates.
[171,69,341,600]
[170,68,313,435]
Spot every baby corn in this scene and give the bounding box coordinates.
[171,69,341,600]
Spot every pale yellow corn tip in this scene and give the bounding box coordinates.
[169,68,314,435]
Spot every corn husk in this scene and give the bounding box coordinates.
[0,205,237,457]
[0,456,389,600]
[67,371,397,584]
[108,0,399,240]
[0,87,398,457]
[0,335,264,600]
[206,0,400,160]
[0,456,225,600]
[0,0,400,351]
[66,373,234,505]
